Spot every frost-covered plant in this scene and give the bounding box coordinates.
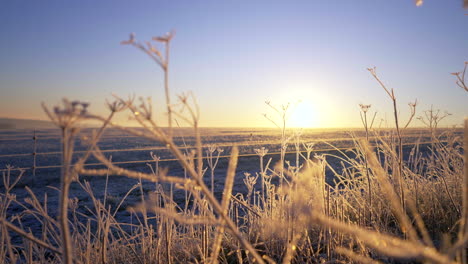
[452,61,468,92]
[1,25,467,264]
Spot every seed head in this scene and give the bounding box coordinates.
[359,104,372,113]
[254,147,269,157]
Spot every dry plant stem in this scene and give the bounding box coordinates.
[368,69,405,209]
[280,108,287,180]
[282,234,300,264]
[157,139,266,263]
[453,62,468,92]
[260,154,265,206]
[449,235,468,260]
[264,101,289,180]
[59,127,74,264]
[84,126,266,264]
[123,33,173,136]
[77,156,190,185]
[404,100,417,129]
[1,224,16,263]
[230,195,261,217]
[391,94,405,208]
[458,118,468,263]
[406,198,434,248]
[195,123,203,182]
[0,218,61,254]
[360,140,419,242]
[164,41,172,136]
[210,146,238,264]
[359,106,373,223]
[310,212,455,264]
[336,247,383,264]
[42,103,116,263]
[147,207,218,225]
[73,112,115,172]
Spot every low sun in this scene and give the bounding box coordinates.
[289,100,321,128]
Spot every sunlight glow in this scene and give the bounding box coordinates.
[289,100,320,128]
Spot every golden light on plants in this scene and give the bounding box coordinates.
[0,1,467,264]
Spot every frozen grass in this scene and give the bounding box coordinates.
[0,33,467,264]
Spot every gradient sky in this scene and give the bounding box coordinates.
[0,0,467,128]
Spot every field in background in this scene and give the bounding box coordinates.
[1,126,465,263]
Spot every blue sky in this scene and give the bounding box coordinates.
[0,0,467,128]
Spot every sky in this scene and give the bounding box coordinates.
[0,0,467,128]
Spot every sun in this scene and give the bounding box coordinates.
[289,100,321,128]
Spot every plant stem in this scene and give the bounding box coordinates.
[60,127,73,264]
